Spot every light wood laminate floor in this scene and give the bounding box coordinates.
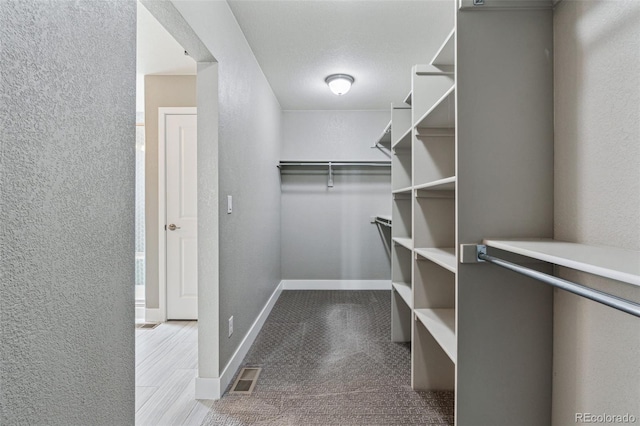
[135,321,212,426]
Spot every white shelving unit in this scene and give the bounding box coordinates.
[389,1,555,424]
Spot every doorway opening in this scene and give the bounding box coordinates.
[136,0,197,323]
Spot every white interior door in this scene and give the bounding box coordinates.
[165,111,198,320]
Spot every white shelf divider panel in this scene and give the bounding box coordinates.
[414,85,456,129]
[414,308,456,363]
[415,247,457,273]
[431,28,455,67]
[484,239,640,286]
[393,237,414,251]
[414,176,456,192]
[392,282,413,309]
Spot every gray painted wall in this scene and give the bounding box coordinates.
[553,1,640,424]
[144,75,197,309]
[281,111,392,280]
[171,1,282,371]
[0,2,135,425]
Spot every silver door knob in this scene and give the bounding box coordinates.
[168,224,181,231]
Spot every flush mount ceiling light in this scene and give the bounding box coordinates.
[325,74,354,96]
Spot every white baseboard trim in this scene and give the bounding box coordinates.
[135,305,145,322]
[195,377,221,400]
[281,279,391,290]
[144,308,164,323]
[195,280,284,400]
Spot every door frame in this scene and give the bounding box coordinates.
[158,107,198,322]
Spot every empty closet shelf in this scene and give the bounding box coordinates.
[392,186,412,194]
[392,127,411,150]
[415,248,456,273]
[430,28,455,67]
[414,84,455,129]
[372,120,392,149]
[414,176,456,192]
[415,308,456,363]
[392,237,413,251]
[392,282,413,309]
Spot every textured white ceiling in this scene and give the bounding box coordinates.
[137,1,196,76]
[227,0,454,110]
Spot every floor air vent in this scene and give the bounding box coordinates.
[136,323,160,329]
[230,367,262,394]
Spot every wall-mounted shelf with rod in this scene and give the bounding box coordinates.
[482,239,640,287]
[460,240,640,318]
[278,160,391,187]
[374,215,392,228]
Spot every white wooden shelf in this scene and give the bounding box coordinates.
[375,120,392,148]
[392,126,412,150]
[484,239,640,287]
[404,91,412,106]
[414,85,456,129]
[431,28,455,67]
[415,308,456,363]
[392,237,414,251]
[392,186,412,194]
[415,247,457,273]
[414,176,456,191]
[392,282,413,309]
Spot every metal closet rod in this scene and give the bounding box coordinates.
[477,249,640,319]
[374,218,392,228]
[278,161,390,187]
[278,161,391,167]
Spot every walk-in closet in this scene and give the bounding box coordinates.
[2,1,638,425]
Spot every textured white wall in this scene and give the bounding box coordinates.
[171,1,283,370]
[281,111,392,280]
[0,2,135,424]
[553,1,640,424]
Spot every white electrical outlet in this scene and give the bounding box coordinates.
[227,195,233,214]
[228,316,233,337]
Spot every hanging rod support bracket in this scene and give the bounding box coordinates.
[459,244,486,263]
